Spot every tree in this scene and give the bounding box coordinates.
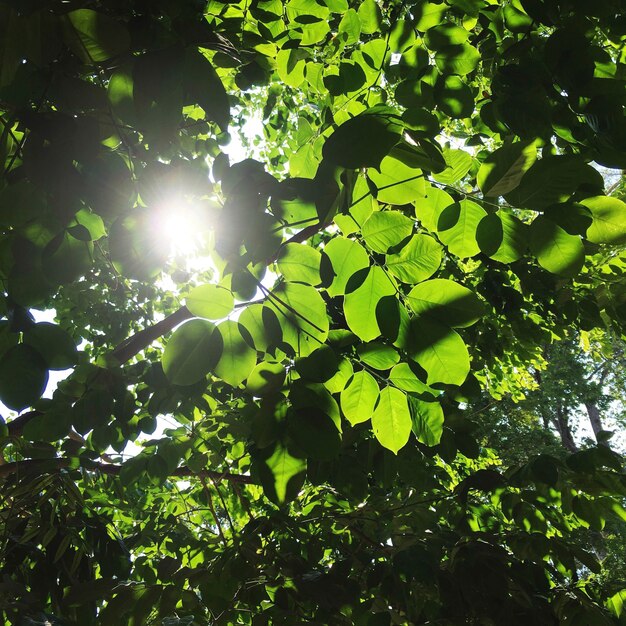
[2,0,626,623]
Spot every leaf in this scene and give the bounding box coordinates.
[246,362,286,396]
[0,344,48,411]
[340,370,379,425]
[431,148,473,185]
[214,320,257,387]
[65,10,130,63]
[344,266,397,342]
[529,216,585,277]
[372,387,412,454]
[323,236,370,296]
[362,211,414,253]
[389,363,438,396]
[277,243,322,285]
[268,282,329,356]
[183,48,230,130]
[368,155,425,205]
[404,318,470,386]
[581,196,626,245]
[356,342,400,370]
[476,211,527,263]
[162,319,220,386]
[386,234,442,284]
[322,106,403,169]
[414,1,448,31]
[434,75,474,119]
[256,441,306,504]
[414,185,454,232]
[437,199,487,258]
[357,0,382,34]
[477,141,537,197]
[186,284,235,320]
[407,396,444,446]
[504,155,603,210]
[23,323,78,370]
[434,43,480,76]
[407,279,484,328]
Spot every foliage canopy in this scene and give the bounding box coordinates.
[2,0,626,623]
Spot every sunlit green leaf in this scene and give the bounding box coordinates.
[277,242,322,285]
[362,211,414,253]
[408,396,444,446]
[344,266,397,341]
[372,387,412,454]
[186,284,235,320]
[386,234,442,284]
[162,319,219,386]
[407,279,484,328]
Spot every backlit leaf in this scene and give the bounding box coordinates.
[362,211,414,253]
[186,284,235,320]
[344,266,397,341]
[214,320,257,387]
[372,387,412,454]
[407,279,484,328]
[163,319,219,386]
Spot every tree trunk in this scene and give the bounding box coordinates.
[584,401,608,447]
[554,405,578,453]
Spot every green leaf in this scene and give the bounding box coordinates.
[109,209,168,281]
[357,0,382,34]
[505,155,603,210]
[277,243,322,285]
[372,387,412,454]
[288,406,341,460]
[404,318,470,386]
[214,320,257,387]
[269,282,329,356]
[389,362,438,396]
[0,344,48,411]
[434,75,474,119]
[295,345,338,382]
[407,396,444,446]
[437,199,487,258]
[431,148,473,185]
[322,106,403,169]
[581,196,626,245]
[386,234,442,284]
[238,304,282,353]
[344,266,397,342]
[323,236,370,297]
[186,284,235,320]
[246,362,286,396]
[413,1,447,30]
[340,371,379,425]
[434,43,480,76]
[183,49,230,130]
[66,9,130,63]
[477,141,537,197]
[529,216,585,277]
[362,211,414,253]
[162,319,219,386]
[338,8,361,45]
[414,185,454,232]
[276,48,308,88]
[476,211,527,263]
[356,342,400,370]
[256,441,306,504]
[368,155,425,205]
[407,279,484,328]
[23,323,78,370]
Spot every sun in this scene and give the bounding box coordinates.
[153,199,208,257]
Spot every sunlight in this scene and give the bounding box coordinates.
[155,201,205,257]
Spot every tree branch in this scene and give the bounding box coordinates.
[0,458,255,484]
